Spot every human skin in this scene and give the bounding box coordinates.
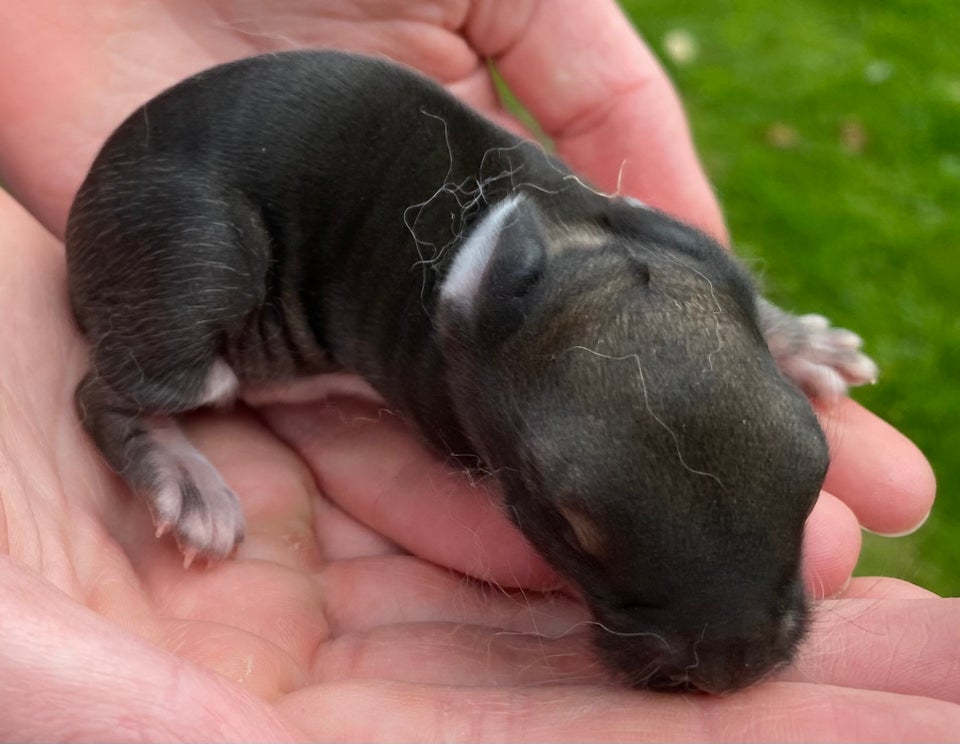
[0,1,953,741]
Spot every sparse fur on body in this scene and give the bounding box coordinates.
[66,50,877,693]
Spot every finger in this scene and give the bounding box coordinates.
[802,490,861,598]
[0,3,221,236]
[818,398,936,535]
[320,555,586,637]
[840,576,939,600]
[277,678,960,742]
[466,0,727,240]
[786,597,960,704]
[0,2,481,236]
[0,558,297,741]
[259,398,560,590]
[312,621,604,688]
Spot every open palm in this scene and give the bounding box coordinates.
[0,1,955,741]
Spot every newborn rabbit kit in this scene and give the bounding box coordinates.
[66,51,877,693]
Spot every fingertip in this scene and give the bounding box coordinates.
[840,576,940,599]
[802,490,861,599]
[819,399,937,535]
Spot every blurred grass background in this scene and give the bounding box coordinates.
[618,0,958,594]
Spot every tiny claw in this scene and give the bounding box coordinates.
[182,547,199,570]
[155,521,172,539]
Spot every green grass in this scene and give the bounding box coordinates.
[618,0,960,594]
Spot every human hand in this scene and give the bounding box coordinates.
[0,0,942,739]
[1,190,957,740]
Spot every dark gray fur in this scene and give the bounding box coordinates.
[66,50,876,693]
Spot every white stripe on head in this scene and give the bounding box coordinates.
[440,195,522,311]
[197,358,240,407]
[623,195,651,210]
